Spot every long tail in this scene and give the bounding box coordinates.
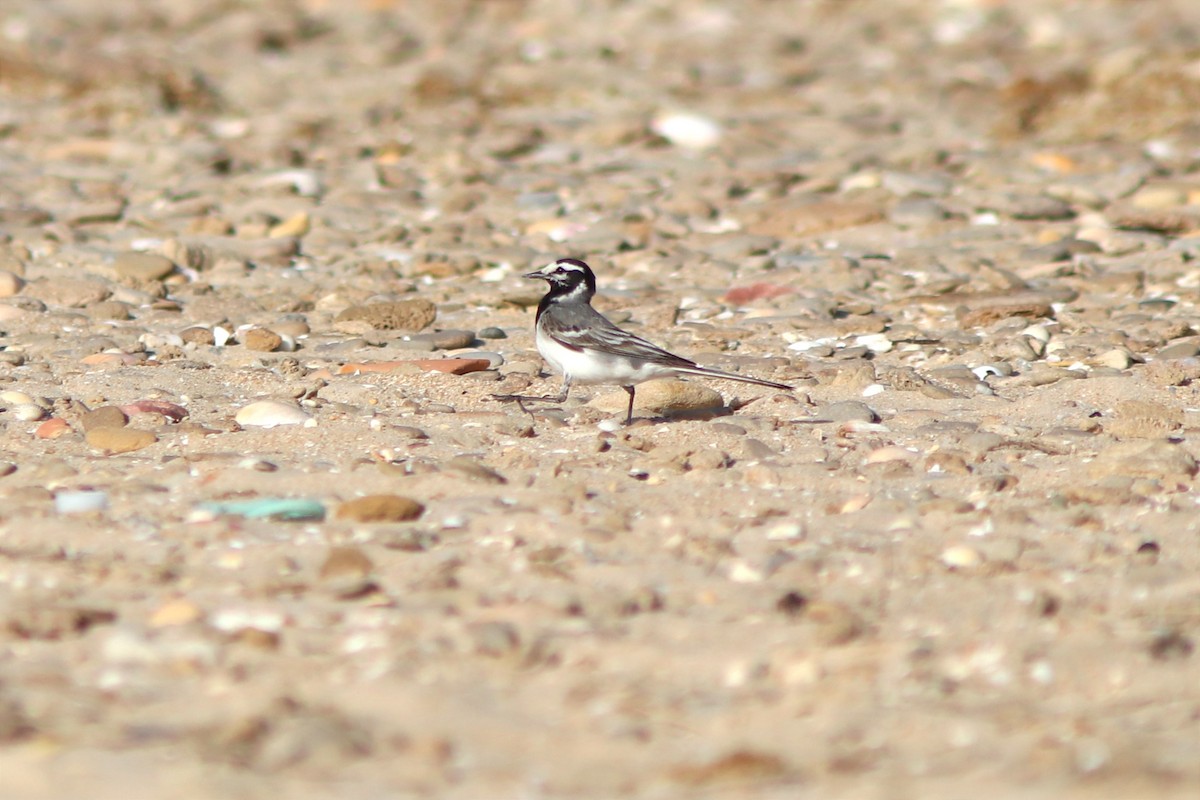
[675,365,791,391]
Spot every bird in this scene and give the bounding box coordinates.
[493,257,791,425]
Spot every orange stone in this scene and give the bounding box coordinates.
[34,417,71,439]
[336,358,491,376]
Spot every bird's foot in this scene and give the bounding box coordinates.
[490,393,567,404]
[490,392,569,418]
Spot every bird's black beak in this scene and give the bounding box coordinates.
[523,270,547,280]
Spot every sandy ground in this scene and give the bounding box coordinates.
[1,0,1200,797]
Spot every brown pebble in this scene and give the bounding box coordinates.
[318,546,378,599]
[88,300,131,320]
[335,299,437,331]
[86,427,157,454]
[336,494,425,522]
[319,545,375,580]
[243,327,284,352]
[113,252,176,281]
[181,326,216,345]
[79,406,129,432]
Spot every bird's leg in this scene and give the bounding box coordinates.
[492,376,572,407]
[622,385,635,426]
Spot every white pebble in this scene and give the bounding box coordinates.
[235,400,311,428]
[765,522,805,541]
[651,111,722,150]
[11,403,45,421]
[861,383,886,398]
[855,333,893,353]
[212,326,232,347]
[941,545,983,569]
[55,490,109,514]
[260,169,322,197]
[0,390,35,405]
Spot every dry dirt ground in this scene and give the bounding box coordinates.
[2,0,1200,797]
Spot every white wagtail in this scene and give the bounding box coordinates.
[493,258,791,424]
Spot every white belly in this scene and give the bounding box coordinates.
[536,327,675,385]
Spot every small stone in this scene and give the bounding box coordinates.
[590,379,725,417]
[149,599,204,627]
[446,456,507,484]
[30,278,111,308]
[1093,348,1134,370]
[749,199,883,237]
[243,328,284,352]
[268,211,310,238]
[336,495,425,522]
[1156,340,1200,360]
[79,406,129,432]
[650,110,721,150]
[120,400,188,422]
[10,404,45,421]
[425,329,475,350]
[318,546,376,598]
[335,358,491,376]
[113,252,176,282]
[34,418,71,439]
[0,270,24,297]
[235,400,311,428]
[477,327,507,340]
[181,326,216,345]
[86,427,157,454]
[335,299,437,331]
[820,401,879,423]
[1089,440,1197,480]
[88,300,131,320]
[54,490,109,515]
[941,545,984,569]
[1105,400,1183,439]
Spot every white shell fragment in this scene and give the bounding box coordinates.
[651,111,722,150]
[235,400,312,428]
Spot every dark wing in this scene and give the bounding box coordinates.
[543,306,698,370]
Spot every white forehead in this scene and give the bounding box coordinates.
[536,260,585,275]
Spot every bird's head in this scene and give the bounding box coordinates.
[524,258,596,297]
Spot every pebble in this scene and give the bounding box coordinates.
[10,403,46,421]
[590,379,724,417]
[335,299,437,331]
[34,418,71,439]
[88,300,131,320]
[333,358,491,376]
[410,329,475,350]
[86,427,157,454]
[1088,440,1197,481]
[318,546,376,598]
[0,270,24,297]
[30,277,111,308]
[336,494,425,522]
[650,110,721,149]
[113,252,176,281]
[819,401,879,423]
[181,326,216,345]
[941,545,984,569]
[55,490,109,515]
[477,327,507,340]
[80,406,129,432]
[268,211,310,238]
[197,497,326,521]
[121,400,188,422]
[243,328,284,352]
[235,400,312,428]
